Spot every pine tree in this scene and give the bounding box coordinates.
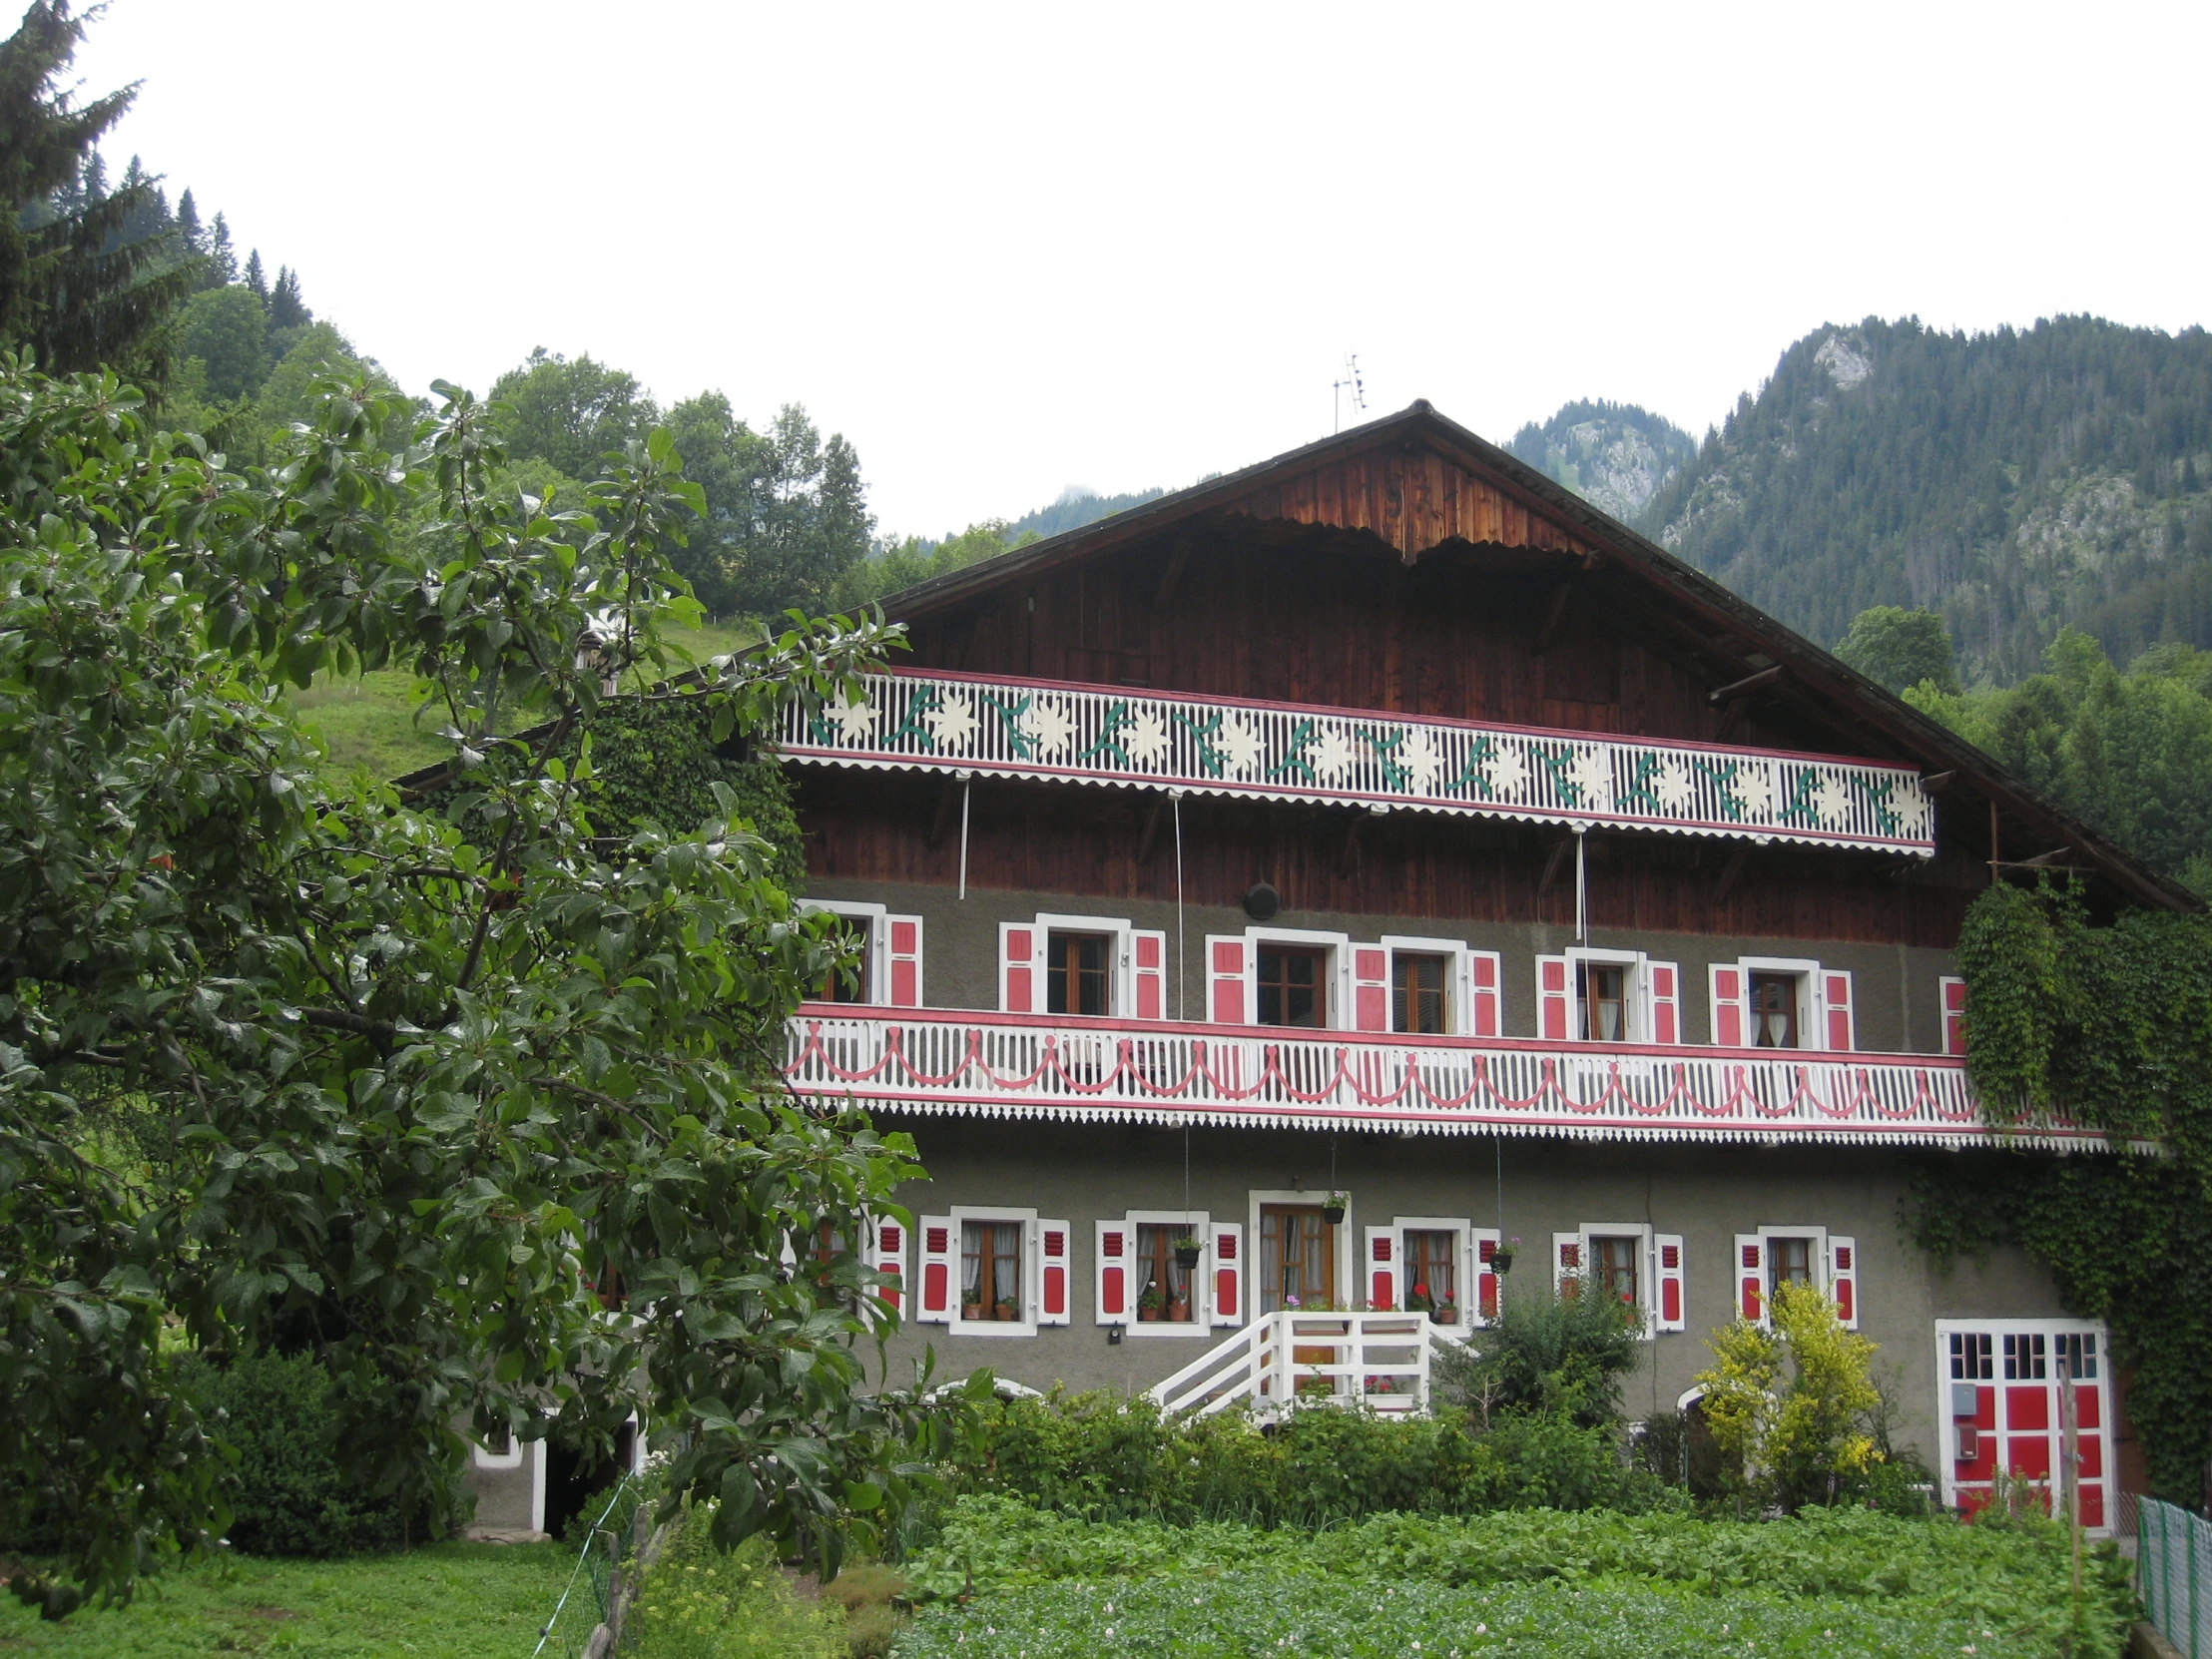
[267,265,308,330]
[175,187,201,251]
[204,212,237,286]
[0,2,194,373]
[242,248,266,300]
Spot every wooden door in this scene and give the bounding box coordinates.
[1259,1205,1337,1312]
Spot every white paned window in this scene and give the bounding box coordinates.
[1555,1223,1663,1337]
[800,900,923,1007]
[1105,1211,1215,1335]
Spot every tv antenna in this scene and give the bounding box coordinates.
[1332,354,1366,434]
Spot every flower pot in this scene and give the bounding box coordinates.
[1321,1205,1347,1226]
[1434,1308,1459,1326]
[996,1303,1018,1322]
[1175,1245,1203,1270]
[1138,1306,1161,1322]
[961,1303,983,1320]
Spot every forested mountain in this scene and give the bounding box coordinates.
[1506,399,1696,521]
[1641,317,2212,685]
[1009,485,1165,541]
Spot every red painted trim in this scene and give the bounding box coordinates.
[877,665,1922,774]
[790,1000,1968,1068]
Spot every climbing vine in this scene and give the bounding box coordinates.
[1908,880,2212,1498]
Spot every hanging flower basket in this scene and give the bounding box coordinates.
[1322,1193,1349,1226]
[1491,1243,1518,1276]
[1174,1235,1203,1270]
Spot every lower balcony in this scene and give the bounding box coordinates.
[785,1006,2111,1150]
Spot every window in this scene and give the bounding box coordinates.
[1580,963,1628,1041]
[1392,953,1449,1035]
[2057,1332,2098,1381]
[2003,1331,2047,1381]
[1133,1223,1199,1323]
[1403,1229,1458,1313]
[1260,1204,1336,1311]
[1592,1235,1640,1307]
[1768,1236,1815,1294]
[960,1220,1023,1322]
[1749,972,1800,1048]
[817,912,872,1003]
[1257,946,1328,1028]
[1046,931,1111,1016]
[1949,1330,1994,1381]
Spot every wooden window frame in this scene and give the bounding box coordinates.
[1118,1209,1212,1335]
[947,1204,1039,1338]
[1247,1188,1353,1314]
[1565,946,1647,1044]
[1045,928,1114,1017]
[1032,912,1136,1018]
[1242,927,1350,1031]
[1558,1221,1658,1339]
[1734,956,1823,1050]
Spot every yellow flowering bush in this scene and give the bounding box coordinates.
[1694,1281,1882,1509]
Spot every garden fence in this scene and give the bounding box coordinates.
[2139,1497,2212,1657]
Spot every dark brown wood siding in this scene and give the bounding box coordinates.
[795,770,1977,950]
[903,529,1842,757]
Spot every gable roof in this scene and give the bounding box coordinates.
[875,399,2193,914]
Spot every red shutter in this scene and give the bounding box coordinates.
[1711,964,1746,1047]
[886,915,922,1007]
[1655,1234,1686,1332]
[1940,975,1967,1056]
[1036,1220,1071,1325]
[917,1215,954,1323]
[1830,1236,1858,1329]
[1000,922,1037,1013]
[1211,1222,1244,1325]
[1354,947,1389,1032]
[1553,1232,1582,1298]
[1207,935,1249,1024]
[1822,971,1855,1051]
[1648,962,1681,1045]
[1536,956,1571,1041]
[1473,1229,1501,1324]
[869,1216,906,1316]
[1736,1235,1764,1325]
[1467,951,1500,1038]
[1365,1225,1397,1311]
[1132,929,1168,1021]
[1095,1221,1129,1324]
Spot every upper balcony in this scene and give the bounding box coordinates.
[784,1004,2115,1153]
[778,669,1937,859]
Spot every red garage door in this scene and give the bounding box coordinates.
[1938,1322,2110,1532]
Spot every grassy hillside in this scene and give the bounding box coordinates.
[296,621,763,782]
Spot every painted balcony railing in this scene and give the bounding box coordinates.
[1147,1311,1466,1418]
[785,1006,2112,1151]
[779,669,1936,856]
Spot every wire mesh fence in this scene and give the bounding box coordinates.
[2139,1497,2212,1657]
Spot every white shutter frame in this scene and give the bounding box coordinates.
[1036,1219,1072,1325]
[1654,1233,1687,1333]
[1647,961,1683,1045]
[1131,928,1168,1021]
[999,921,1042,1013]
[1471,1227,1502,1327]
[1553,1230,1583,1297]
[916,1214,955,1323]
[1735,1233,1766,1327]
[885,914,923,1007]
[1830,1235,1860,1330]
[1352,945,1390,1033]
[1206,935,1250,1024]
[1711,963,1748,1047]
[1095,1219,1132,1325]
[1820,969,1856,1052]
[1939,975,1967,1056]
[868,1214,908,1319]
[1210,1221,1245,1326]
[1364,1225,1399,1312]
[1536,956,1572,1041]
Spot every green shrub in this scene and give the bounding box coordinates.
[626,1505,842,1659]
[1433,1280,1645,1428]
[955,1390,1670,1527]
[176,1352,451,1557]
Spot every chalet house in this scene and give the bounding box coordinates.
[469,401,2181,1537]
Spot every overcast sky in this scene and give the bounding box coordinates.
[76,1,2210,539]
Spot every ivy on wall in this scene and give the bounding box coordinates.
[1909,881,2212,1499]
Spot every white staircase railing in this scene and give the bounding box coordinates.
[1146,1311,1468,1418]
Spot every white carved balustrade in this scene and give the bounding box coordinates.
[785,1006,2113,1151]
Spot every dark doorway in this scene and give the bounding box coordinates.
[543,1420,637,1541]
